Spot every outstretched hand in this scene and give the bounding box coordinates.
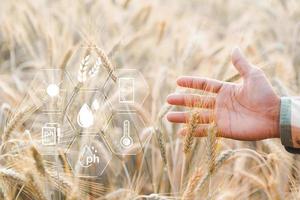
[167,48,280,141]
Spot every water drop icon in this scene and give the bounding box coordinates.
[79,145,94,167]
[77,103,94,128]
[91,99,100,111]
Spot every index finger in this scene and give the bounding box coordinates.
[177,76,225,93]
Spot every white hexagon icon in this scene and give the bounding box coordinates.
[66,89,113,135]
[66,46,116,90]
[65,135,112,177]
[104,112,151,156]
[28,68,74,112]
[29,112,77,155]
[103,68,150,111]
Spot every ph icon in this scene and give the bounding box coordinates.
[79,145,100,167]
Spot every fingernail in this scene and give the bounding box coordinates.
[232,46,244,58]
[166,93,176,102]
[176,77,183,84]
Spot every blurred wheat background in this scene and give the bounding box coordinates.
[0,0,300,199]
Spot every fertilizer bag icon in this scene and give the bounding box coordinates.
[42,123,60,146]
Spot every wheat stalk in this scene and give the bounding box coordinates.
[95,47,117,82]
[196,150,235,192]
[183,111,198,154]
[30,146,47,177]
[155,128,167,165]
[60,48,73,70]
[0,168,26,199]
[0,1,298,199]
[25,172,47,200]
[123,0,132,9]
[207,122,218,174]
[2,104,37,143]
[182,167,202,200]
[157,21,166,45]
[58,149,72,176]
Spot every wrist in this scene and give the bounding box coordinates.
[271,95,281,139]
[279,97,292,146]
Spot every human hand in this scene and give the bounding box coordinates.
[167,48,280,140]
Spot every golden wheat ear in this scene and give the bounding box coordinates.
[95,47,117,82]
[182,167,202,200]
[183,111,197,155]
[30,146,46,177]
[206,122,218,175]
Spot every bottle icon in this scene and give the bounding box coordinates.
[120,120,133,148]
[77,103,94,128]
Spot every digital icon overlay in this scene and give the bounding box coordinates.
[104,69,149,112]
[28,69,74,112]
[91,99,100,111]
[79,145,100,167]
[77,103,94,128]
[119,77,135,103]
[120,120,133,148]
[67,90,113,134]
[42,123,60,145]
[46,84,60,97]
[66,135,112,177]
[30,113,76,155]
[105,112,150,155]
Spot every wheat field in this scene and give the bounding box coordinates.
[0,0,300,199]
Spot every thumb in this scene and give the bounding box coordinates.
[232,47,253,77]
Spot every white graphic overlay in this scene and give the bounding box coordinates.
[42,123,60,146]
[77,103,94,128]
[79,145,100,167]
[119,77,135,103]
[120,120,133,148]
[46,84,59,97]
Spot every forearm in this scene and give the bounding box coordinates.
[280,97,300,153]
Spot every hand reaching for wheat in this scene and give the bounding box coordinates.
[167,48,280,140]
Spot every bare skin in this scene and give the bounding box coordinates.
[167,48,280,141]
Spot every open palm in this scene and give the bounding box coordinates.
[167,48,280,140]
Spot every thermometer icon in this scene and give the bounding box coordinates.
[120,120,133,148]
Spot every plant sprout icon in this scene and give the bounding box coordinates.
[77,103,94,128]
[120,120,133,149]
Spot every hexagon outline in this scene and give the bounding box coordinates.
[29,112,78,156]
[66,48,114,91]
[120,68,150,107]
[103,111,150,156]
[66,88,114,135]
[65,134,112,177]
[104,68,150,112]
[28,68,75,113]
